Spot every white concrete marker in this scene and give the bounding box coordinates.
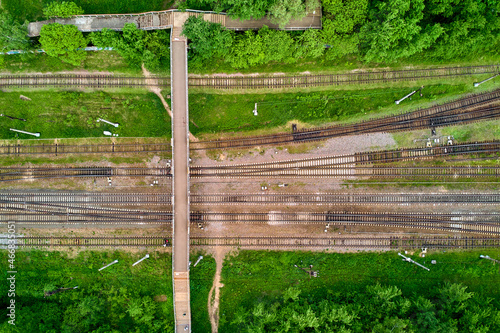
[97,118,119,127]
[98,259,118,271]
[395,90,417,105]
[398,253,430,271]
[474,73,499,87]
[132,254,150,266]
[10,128,40,137]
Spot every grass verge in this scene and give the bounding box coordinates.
[190,252,216,332]
[189,81,499,139]
[0,250,174,332]
[0,90,171,139]
[218,249,500,332]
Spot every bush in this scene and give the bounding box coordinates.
[39,23,87,66]
[43,1,84,18]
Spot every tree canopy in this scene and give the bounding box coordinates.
[0,12,30,52]
[229,283,500,332]
[39,23,87,66]
[90,23,170,71]
[43,1,84,18]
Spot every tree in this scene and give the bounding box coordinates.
[268,0,306,29]
[43,1,84,18]
[225,30,264,69]
[91,24,170,70]
[294,29,324,59]
[359,0,443,63]
[182,15,233,68]
[224,0,270,20]
[321,0,368,60]
[258,26,294,63]
[425,0,500,60]
[0,12,31,52]
[39,23,87,66]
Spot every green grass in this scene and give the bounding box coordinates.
[190,252,216,332]
[218,249,500,332]
[3,0,169,23]
[0,250,174,332]
[2,51,141,74]
[188,83,480,138]
[393,120,500,148]
[0,90,171,139]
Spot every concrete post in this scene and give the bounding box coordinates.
[9,128,40,137]
[474,73,499,87]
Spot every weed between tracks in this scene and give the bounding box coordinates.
[218,249,500,333]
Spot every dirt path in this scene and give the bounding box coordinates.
[141,64,199,142]
[207,247,229,333]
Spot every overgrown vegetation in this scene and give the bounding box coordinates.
[39,23,87,66]
[2,0,166,23]
[43,1,84,18]
[178,0,318,27]
[183,0,500,71]
[0,91,171,139]
[219,249,500,332]
[0,250,175,332]
[90,24,170,71]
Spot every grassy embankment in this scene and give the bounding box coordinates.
[0,90,171,140]
[189,79,500,140]
[0,250,175,332]
[218,249,500,332]
[0,250,215,332]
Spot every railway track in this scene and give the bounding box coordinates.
[0,167,170,181]
[1,66,497,89]
[191,89,500,150]
[188,65,500,89]
[191,165,500,178]
[0,75,170,88]
[4,236,499,249]
[0,142,172,156]
[2,93,499,157]
[192,141,500,173]
[3,207,500,234]
[2,192,500,206]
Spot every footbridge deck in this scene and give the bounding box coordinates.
[28,8,321,37]
[171,26,191,332]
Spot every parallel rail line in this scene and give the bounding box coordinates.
[1,66,497,89]
[2,192,500,206]
[0,167,170,181]
[3,164,499,181]
[5,211,499,235]
[4,236,499,248]
[189,65,500,89]
[191,90,500,150]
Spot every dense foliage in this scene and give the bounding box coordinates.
[232,283,500,332]
[219,250,500,333]
[0,13,31,52]
[183,0,500,70]
[90,24,170,71]
[43,1,84,18]
[3,0,165,23]
[39,23,87,66]
[0,251,175,333]
[178,0,317,27]
[0,251,214,332]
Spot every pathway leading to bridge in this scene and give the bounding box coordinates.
[171,16,191,333]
